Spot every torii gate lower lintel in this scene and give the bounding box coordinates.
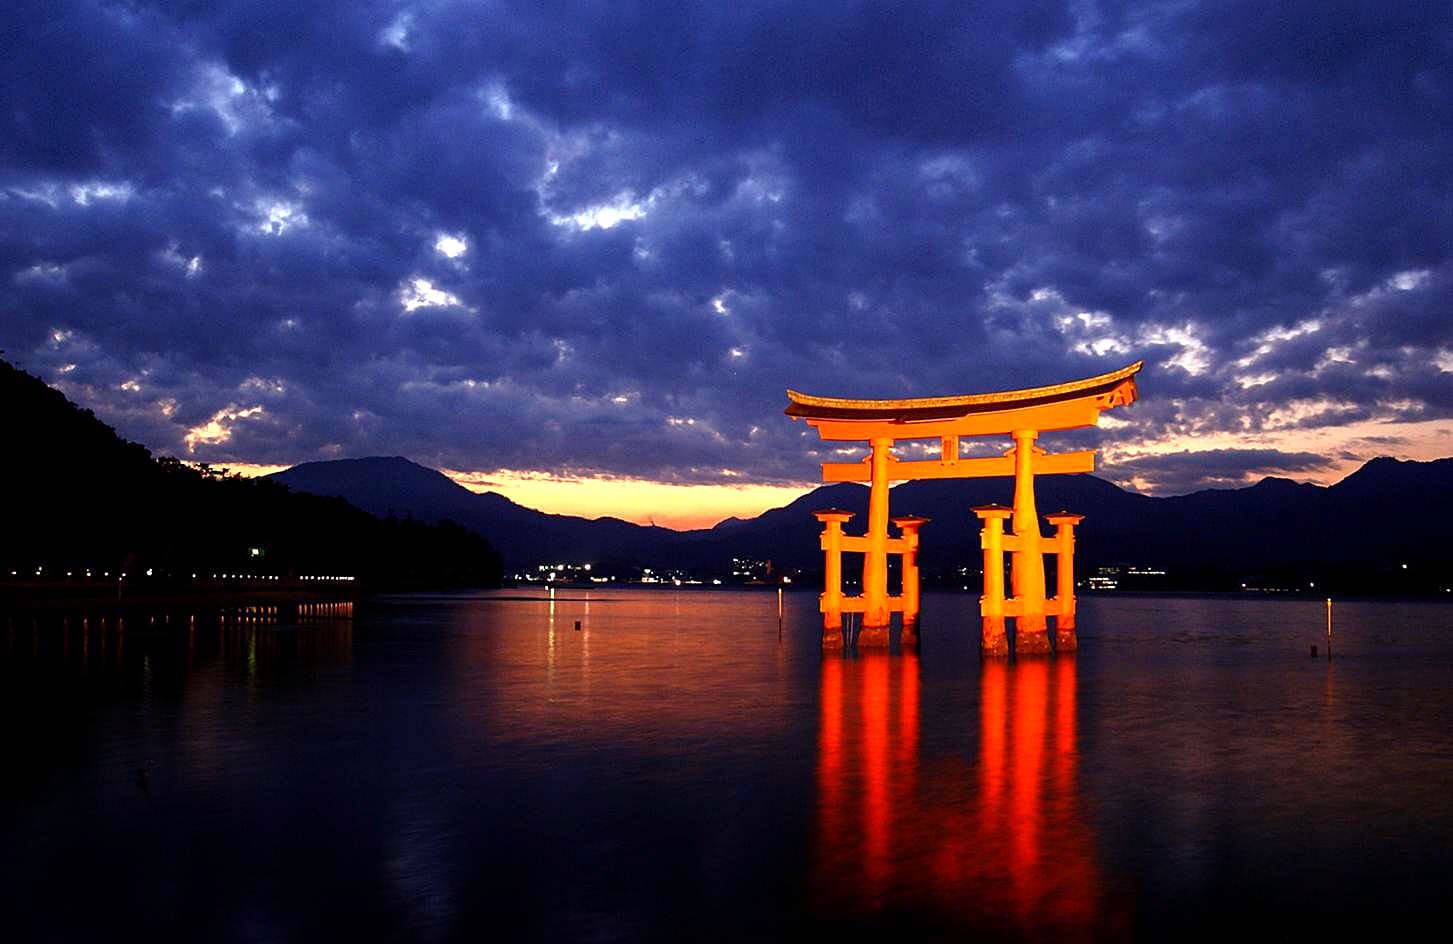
[786,360,1143,655]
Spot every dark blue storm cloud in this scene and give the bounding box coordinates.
[3,1,1451,492]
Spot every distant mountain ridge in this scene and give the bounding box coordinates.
[16,348,1442,594]
[268,455,1453,586]
[269,457,681,570]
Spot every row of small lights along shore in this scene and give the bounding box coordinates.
[516,563,795,586]
[8,568,354,582]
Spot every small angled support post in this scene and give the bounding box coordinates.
[892,515,930,647]
[973,504,1012,656]
[814,509,854,650]
[1045,512,1084,652]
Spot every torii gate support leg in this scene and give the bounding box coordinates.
[859,437,893,647]
[973,505,1011,656]
[1010,429,1050,654]
[1046,513,1084,652]
[815,510,852,650]
[893,516,928,649]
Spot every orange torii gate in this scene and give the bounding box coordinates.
[786,361,1142,655]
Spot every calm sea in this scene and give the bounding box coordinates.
[3,590,1451,941]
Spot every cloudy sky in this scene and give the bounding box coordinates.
[4,1,1451,526]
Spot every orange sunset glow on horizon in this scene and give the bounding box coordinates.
[208,410,1453,533]
[211,461,815,530]
[440,468,816,530]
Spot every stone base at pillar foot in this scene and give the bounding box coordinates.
[856,625,890,648]
[821,628,844,650]
[981,616,1009,656]
[900,620,920,649]
[1055,627,1077,652]
[1016,615,1051,655]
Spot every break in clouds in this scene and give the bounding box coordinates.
[3,1,1451,494]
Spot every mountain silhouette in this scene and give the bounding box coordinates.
[269,457,681,571]
[16,347,1444,596]
[0,360,501,589]
[270,453,1453,591]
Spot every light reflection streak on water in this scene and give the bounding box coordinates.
[7,592,1453,940]
[815,650,1111,933]
[861,654,890,891]
[1010,658,1046,920]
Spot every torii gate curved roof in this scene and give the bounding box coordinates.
[785,360,1143,445]
[785,361,1143,422]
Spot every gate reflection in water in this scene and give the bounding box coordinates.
[815,653,1122,935]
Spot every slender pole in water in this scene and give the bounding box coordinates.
[777,587,783,638]
[1326,598,1333,657]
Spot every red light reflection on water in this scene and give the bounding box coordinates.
[814,653,1115,935]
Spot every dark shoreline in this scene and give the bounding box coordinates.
[0,580,358,613]
[8,581,1450,614]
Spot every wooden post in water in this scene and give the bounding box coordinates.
[1326,598,1333,657]
[859,437,895,645]
[815,510,854,650]
[892,515,930,648]
[1045,511,1084,652]
[973,504,1012,656]
[1009,429,1050,653]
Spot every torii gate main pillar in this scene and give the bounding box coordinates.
[861,437,894,633]
[1010,429,1050,653]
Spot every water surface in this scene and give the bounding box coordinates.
[3,591,1451,941]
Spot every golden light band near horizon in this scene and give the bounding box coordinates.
[441,469,814,531]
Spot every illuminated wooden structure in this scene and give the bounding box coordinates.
[787,361,1142,653]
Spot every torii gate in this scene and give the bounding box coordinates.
[785,361,1142,655]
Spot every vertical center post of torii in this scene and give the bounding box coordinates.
[863,437,894,631]
[1010,428,1050,651]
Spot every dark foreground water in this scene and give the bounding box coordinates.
[3,591,1452,942]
